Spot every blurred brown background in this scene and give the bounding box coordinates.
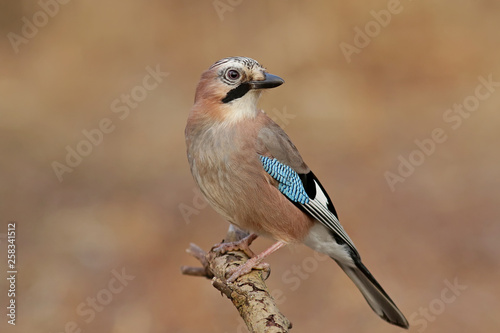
[1,0,499,332]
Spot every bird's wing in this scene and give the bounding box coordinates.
[257,121,359,257]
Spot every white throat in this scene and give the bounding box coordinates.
[223,90,262,124]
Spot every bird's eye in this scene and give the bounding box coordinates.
[226,69,241,81]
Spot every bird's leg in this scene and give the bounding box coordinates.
[212,233,259,258]
[226,241,286,283]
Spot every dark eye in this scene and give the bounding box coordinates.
[226,69,241,81]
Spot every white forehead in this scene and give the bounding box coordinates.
[209,57,264,71]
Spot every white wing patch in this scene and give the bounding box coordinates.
[313,180,329,207]
[301,180,358,255]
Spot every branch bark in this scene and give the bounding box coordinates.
[181,225,292,333]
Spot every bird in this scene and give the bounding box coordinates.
[185,56,409,329]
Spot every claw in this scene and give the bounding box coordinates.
[212,233,258,258]
[227,257,271,283]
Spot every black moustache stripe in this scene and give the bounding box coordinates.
[221,83,251,103]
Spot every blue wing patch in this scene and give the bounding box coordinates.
[259,155,310,204]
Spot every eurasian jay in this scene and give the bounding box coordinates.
[185,56,409,329]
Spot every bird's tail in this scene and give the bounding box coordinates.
[336,260,409,329]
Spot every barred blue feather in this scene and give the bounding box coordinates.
[259,155,310,204]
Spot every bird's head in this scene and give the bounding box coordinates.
[192,57,284,123]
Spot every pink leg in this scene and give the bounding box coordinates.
[227,241,286,283]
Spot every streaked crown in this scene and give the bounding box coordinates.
[191,56,284,123]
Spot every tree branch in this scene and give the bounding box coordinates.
[181,225,292,332]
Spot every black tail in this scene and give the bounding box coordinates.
[336,259,409,329]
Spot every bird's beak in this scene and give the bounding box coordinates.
[248,73,284,89]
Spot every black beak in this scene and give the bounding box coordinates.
[248,73,284,89]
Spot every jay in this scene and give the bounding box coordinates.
[185,56,409,328]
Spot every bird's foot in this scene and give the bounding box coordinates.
[226,241,286,282]
[226,256,271,283]
[212,233,258,259]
